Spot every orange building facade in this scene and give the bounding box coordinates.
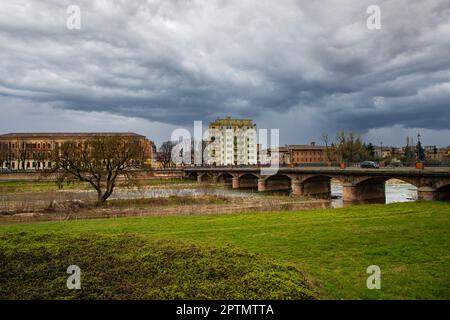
[0,132,154,170]
[288,143,326,165]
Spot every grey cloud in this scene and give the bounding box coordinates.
[0,0,449,145]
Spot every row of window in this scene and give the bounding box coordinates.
[292,151,322,156]
[3,161,52,169]
[9,142,53,149]
[292,158,323,163]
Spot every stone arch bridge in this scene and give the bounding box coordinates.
[184,167,450,203]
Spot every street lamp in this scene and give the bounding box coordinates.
[380,141,383,160]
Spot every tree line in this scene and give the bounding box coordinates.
[321,131,426,163]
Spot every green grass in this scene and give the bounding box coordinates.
[0,201,449,299]
[0,181,84,194]
[0,234,314,300]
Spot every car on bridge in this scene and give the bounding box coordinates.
[360,161,379,169]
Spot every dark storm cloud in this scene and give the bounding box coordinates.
[0,0,449,145]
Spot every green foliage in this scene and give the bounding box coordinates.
[0,234,315,300]
[322,131,368,163]
[416,140,425,161]
[365,143,375,160]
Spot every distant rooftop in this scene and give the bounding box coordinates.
[288,144,325,150]
[0,132,145,139]
[209,116,255,127]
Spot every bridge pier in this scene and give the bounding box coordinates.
[258,178,267,192]
[291,179,303,196]
[232,177,240,189]
[342,181,385,204]
[417,187,436,201]
[416,187,447,201]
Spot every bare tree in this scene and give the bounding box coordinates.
[0,142,8,167]
[48,137,145,205]
[157,141,176,168]
[17,142,30,170]
[334,131,366,163]
[321,133,336,162]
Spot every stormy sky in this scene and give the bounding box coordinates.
[0,0,449,147]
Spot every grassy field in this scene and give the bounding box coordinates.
[0,201,449,299]
[0,181,85,194]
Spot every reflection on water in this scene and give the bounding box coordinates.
[112,182,418,209]
[74,182,420,207]
[330,183,417,208]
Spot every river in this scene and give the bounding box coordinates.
[0,181,418,212]
[95,181,420,207]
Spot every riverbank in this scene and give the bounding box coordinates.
[1,201,448,299]
[1,179,331,223]
[0,178,426,222]
[0,194,329,223]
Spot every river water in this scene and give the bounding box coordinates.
[0,181,418,212]
[112,181,418,208]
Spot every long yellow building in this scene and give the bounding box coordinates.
[0,132,154,170]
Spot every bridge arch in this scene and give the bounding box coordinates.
[436,182,450,201]
[262,174,292,192]
[238,173,260,180]
[348,176,424,204]
[236,173,259,189]
[295,174,334,198]
[435,178,450,190]
[353,176,420,188]
[185,171,199,180]
[199,172,215,182]
[217,172,234,184]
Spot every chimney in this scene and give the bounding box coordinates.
[310,142,316,146]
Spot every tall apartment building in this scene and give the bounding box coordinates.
[0,132,154,170]
[207,117,257,166]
